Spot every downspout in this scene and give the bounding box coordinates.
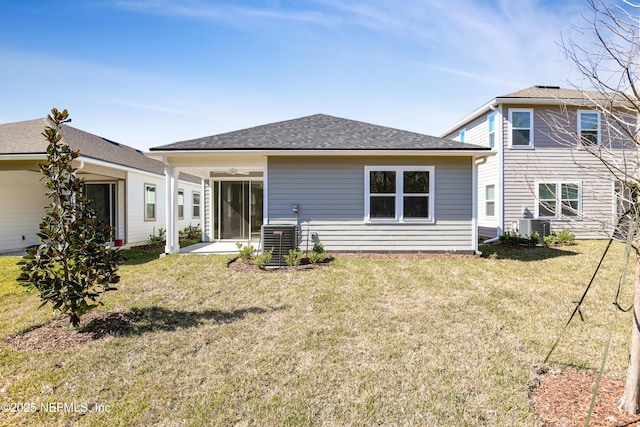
[473,156,488,253]
[472,156,478,253]
[496,104,505,237]
[479,102,502,247]
[480,236,500,246]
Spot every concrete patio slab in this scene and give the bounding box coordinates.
[180,240,259,255]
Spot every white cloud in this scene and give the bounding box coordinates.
[112,0,338,26]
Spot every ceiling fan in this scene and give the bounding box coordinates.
[229,168,250,175]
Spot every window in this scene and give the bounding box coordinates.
[536,181,581,218]
[178,190,184,219]
[193,192,201,218]
[509,109,533,148]
[578,110,600,146]
[485,185,495,217]
[145,184,156,221]
[365,166,434,222]
[459,128,466,143]
[487,113,495,149]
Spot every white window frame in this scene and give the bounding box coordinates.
[508,108,534,149]
[577,110,601,147]
[485,184,495,217]
[487,112,496,149]
[144,183,157,221]
[535,180,582,219]
[192,191,201,219]
[177,189,185,220]
[364,166,435,224]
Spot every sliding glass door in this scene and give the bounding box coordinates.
[84,183,116,237]
[213,180,263,240]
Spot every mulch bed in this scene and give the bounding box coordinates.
[531,368,640,426]
[227,256,332,273]
[5,311,138,352]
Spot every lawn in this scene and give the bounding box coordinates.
[0,240,635,426]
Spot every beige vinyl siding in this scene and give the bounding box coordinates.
[478,152,500,236]
[463,115,490,148]
[502,106,616,238]
[203,180,212,241]
[267,156,476,252]
[126,172,166,246]
[445,113,500,238]
[177,182,202,232]
[0,170,48,253]
[468,113,500,236]
[126,173,201,246]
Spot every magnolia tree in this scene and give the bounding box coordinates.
[18,109,122,327]
[552,0,640,414]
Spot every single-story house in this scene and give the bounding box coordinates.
[148,114,494,254]
[0,118,202,253]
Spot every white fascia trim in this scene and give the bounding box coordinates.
[148,149,496,158]
[79,157,164,178]
[0,154,46,161]
[439,99,498,138]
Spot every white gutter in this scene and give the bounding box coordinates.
[0,154,47,161]
[439,99,498,138]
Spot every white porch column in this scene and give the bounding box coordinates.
[200,178,207,242]
[164,165,180,254]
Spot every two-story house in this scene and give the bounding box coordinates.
[441,85,628,240]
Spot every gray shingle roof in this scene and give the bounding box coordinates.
[150,114,489,152]
[0,118,164,175]
[498,85,614,101]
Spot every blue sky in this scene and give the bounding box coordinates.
[1,0,590,151]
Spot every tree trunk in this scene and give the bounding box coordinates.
[620,252,640,414]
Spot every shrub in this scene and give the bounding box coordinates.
[309,251,327,264]
[179,224,201,240]
[254,248,274,269]
[499,231,543,247]
[529,231,542,245]
[17,109,123,327]
[499,231,530,246]
[309,241,327,264]
[236,242,255,263]
[544,229,576,246]
[284,249,303,267]
[148,228,166,248]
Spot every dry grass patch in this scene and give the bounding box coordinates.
[0,241,636,426]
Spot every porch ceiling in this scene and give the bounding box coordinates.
[159,154,267,180]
